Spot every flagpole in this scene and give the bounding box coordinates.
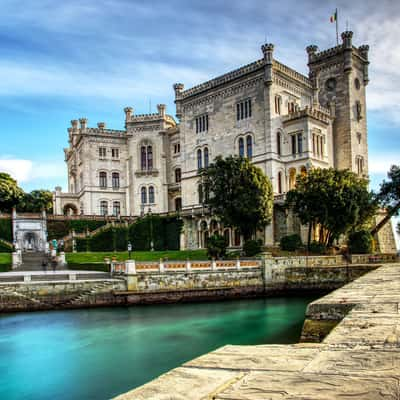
[336,8,339,45]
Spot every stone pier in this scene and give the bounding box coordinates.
[115,263,400,399]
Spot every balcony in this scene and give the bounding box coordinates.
[135,168,159,177]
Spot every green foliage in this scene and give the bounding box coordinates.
[0,219,12,242]
[47,219,107,240]
[286,168,377,247]
[70,220,106,233]
[280,234,302,251]
[308,241,327,254]
[0,240,12,253]
[19,190,53,213]
[348,230,373,254]
[201,156,273,240]
[47,220,70,239]
[206,234,228,259]
[0,172,24,212]
[75,216,183,252]
[243,239,263,257]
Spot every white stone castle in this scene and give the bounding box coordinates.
[55,31,389,250]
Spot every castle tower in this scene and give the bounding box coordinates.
[307,32,369,176]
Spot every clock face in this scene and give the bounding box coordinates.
[325,78,336,91]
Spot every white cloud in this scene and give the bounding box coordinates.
[0,158,65,184]
[368,153,399,174]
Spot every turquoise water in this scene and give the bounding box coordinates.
[0,296,317,400]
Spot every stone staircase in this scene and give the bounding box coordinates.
[16,252,49,271]
[62,280,116,306]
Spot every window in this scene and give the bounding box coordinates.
[197,149,202,170]
[111,148,119,159]
[113,201,120,216]
[297,134,303,154]
[148,186,155,203]
[198,184,203,204]
[100,201,108,216]
[278,172,282,194]
[277,132,281,156]
[356,101,362,121]
[141,187,147,204]
[174,143,181,154]
[140,145,153,170]
[175,168,181,183]
[246,135,253,158]
[175,197,182,211]
[80,202,84,215]
[195,114,209,133]
[234,229,241,246]
[79,172,83,191]
[112,172,120,189]
[223,229,230,246]
[238,137,244,157]
[204,147,209,168]
[312,133,325,158]
[291,133,303,155]
[99,172,107,188]
[288,101,295,114]
[356,156,364,175]
[236,99,252,121]
[274,96,281,114]
[99,147,106,159]
[354,78,361,90]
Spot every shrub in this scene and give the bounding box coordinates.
[280,234,302,251]
[47,220,70,239]
[308,241,327,254]
[243,239,263,257]
[0,240,12,253]
[348,230,373,254]
[206,234,228,259]
[0,219,12,242]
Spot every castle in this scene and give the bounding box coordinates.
[54,31,395,251]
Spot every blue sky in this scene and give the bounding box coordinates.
[0,0,398,244]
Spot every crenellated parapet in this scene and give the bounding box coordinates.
[282,105,332,126]
[68,118,125,137]
[124,104,176,132]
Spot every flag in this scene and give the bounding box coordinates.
[330,10,337,23]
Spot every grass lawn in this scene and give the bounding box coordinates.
[0,253,12,272]
[66,249,208,264]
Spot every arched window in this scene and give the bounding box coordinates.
[148,186,155,203]
[141,146,147,170]
[204,147,209,168]
[278,171,282,194]
[238,137,244,157]
[246,135,253,158]
[99,172,107,188]
[141,187,147,204]
[113,201,120,216]
[175,197,182,211]
[289,168,297,190]
[112,172,120,189]
[175,168,181,183]
[234,229,241,246]
[198,184,203,204]
[147,145,153,170]
[223,229,230,246]
[100,200,108,216]
[277,132,281,156]
[197,149,202,170]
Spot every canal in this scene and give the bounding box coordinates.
[0,295,318,400]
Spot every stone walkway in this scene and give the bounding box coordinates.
[115,263,400,400]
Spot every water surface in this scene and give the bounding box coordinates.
[0,296,317,400]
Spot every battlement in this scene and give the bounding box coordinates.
[273,60,312,87]
[282,105,331,125]
[69,119,126,136]
[124,104,176,127]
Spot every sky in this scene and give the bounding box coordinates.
[0,0,398,245]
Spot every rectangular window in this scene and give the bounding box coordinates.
[195,114,209,133]
[275,96,281,114]
[291,135,296,155]
[99,147,106,159]
[111,148,119,159]
[297,134,303,154]
[236,99,252,121]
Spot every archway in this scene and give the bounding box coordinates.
[23,232,38,252]
[63,203,78,216]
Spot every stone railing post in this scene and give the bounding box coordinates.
[12,252,21,269]
[211,258,217,271]
[185,259,191,272]
[260,252,273,285]
[159,258,165,273]
[59,252,66,268]
[236,257,241,270]
[23,274,31,282]
[126,260,136,275]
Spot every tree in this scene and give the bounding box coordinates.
[286,168,377,248]
[0,172,24,212]
[371,165,400,236]
[201,156,273,240]
[20,190,53,213]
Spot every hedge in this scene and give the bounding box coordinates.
[47,219,107,240]
[75,216,183,252]
[0,219,12,242]
[0,241,12,253]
